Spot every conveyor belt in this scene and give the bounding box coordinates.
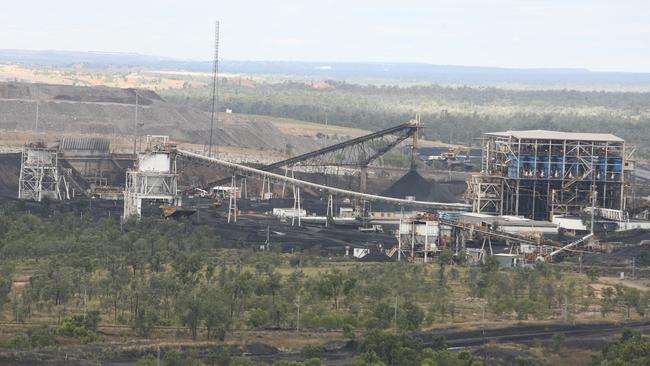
[176,149,471,211]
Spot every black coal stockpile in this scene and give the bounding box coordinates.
[358,250,393,262]
[381,170,460,202]
[0,153,20,198]
[602,229,650,245]
[583,242,650,267]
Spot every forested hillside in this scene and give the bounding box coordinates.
[161,81,650,158]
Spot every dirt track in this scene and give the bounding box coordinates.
[2,320,648,365]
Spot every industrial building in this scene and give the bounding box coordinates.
[17,137,135,202]
[58,137,134,199]
[395,213,440,263]
[123,136,181,219]
[467,130,630,221]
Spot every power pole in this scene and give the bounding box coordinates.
[35,87,39,132]
[295,295,301,332]
[208,21,220,158]
[133,92,138,155]
[579,254,582,274]
[481,300,486,323]
[393,295,398,329]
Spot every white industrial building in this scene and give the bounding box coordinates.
[123,137,181,219]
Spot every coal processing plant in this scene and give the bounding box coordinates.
[467,130,629,220]
[3,125,650,266]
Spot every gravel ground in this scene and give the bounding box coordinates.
[0,82,351,155]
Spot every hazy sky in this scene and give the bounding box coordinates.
[2,0,649,72]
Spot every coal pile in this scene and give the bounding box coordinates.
[381,169,461,202]
[358,250,393,262]
[602,229,650,245]
[0,153,20,198]
[583,242,650,267]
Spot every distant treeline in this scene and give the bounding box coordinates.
[160,81,650,158]
[5,50,650,87]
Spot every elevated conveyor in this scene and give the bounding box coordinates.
[175,149,471,211]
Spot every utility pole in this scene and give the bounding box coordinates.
[133,92,138,155]
[397,218,402,262]
[393,295,398,329]
[579,254,583,274]
[398,207,404,262]
[208,21,220,158]
[35,87,39,132]
[481,300,486,323]
[632,256,636,279]
[295,295,301,332]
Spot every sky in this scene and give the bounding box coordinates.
[1,0,649,72]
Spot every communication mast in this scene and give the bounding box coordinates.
[208,21,220,157]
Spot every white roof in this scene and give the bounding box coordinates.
[485,130,623,142]
[460,213,557,227]
[461,212,496,219]
[212,186,239,191]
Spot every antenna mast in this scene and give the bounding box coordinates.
[208,21,220,157]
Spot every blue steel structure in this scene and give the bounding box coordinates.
[468,130,627,220]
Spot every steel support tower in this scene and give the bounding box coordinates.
[18,146,66,201]
[397,215,440,263]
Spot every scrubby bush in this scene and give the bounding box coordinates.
[248,308,271,329]
[301,344,323,359]
[6,325,57,348]
[59,310,101,342]
[136,355,157,366]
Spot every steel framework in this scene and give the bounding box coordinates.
[18,147,67,201]
[397,217,439,263]
[207,120,422,191]
[466,175,505,215]
[468,130,627,220]
[123,150,181,219]
[262,120,421,170]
